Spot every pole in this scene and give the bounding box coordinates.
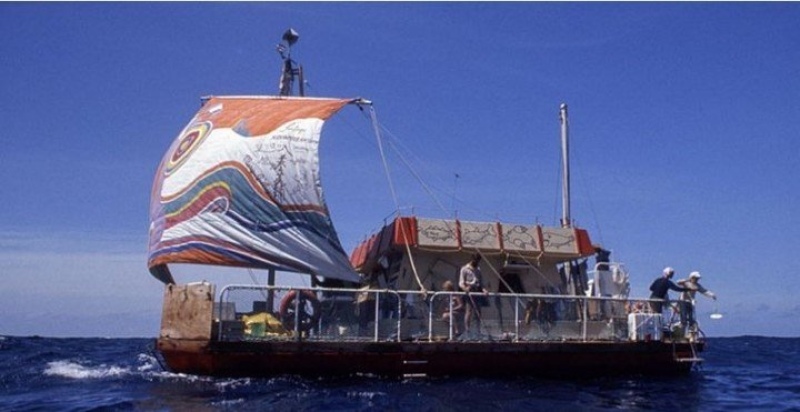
[559,103,571,228]
[266,269,276,312]
[298,65,305,96]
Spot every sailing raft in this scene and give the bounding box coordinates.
[148,30,705,378]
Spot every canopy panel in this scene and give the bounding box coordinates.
[350,217,595,274]
[148,96,359,283]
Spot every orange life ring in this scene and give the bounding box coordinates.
[279,289,321,333]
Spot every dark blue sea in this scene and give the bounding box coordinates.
[1,336,798,411]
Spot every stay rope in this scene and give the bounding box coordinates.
[367,105,427,292]
[362,106,566,296]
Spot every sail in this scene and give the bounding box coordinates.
[148,96,359,283]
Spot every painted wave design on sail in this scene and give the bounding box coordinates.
[151,165,344,259]
[148,97,358,282]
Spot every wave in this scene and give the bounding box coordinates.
[42,352,196,381]
[2,337,797,411]
[44,360,131,380]
[347,391,387,402]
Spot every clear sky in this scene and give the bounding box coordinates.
[1,3,798,338]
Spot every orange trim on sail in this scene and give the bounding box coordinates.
[196,97,352,137]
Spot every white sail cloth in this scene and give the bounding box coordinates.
[148,96,359,283]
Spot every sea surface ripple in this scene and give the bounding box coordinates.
[0,336,798,411]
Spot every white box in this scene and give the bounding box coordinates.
[628,313,662,341]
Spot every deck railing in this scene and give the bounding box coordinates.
[215,285,695,343]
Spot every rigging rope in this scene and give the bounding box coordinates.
[368,122,520,291]
[367,105,427,292]
[361,104,573,298]
[572,141,604,247]
[247,268,269,301]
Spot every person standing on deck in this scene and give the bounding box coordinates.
[649,267,687,314]
[459,253,488,336]
[356,271,381,336]
[677,271,716,337]
[441,280,465,337]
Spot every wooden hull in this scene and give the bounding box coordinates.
[157,338,702,378]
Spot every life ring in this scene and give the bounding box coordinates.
[279,289,321,333]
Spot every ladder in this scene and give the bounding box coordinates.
[673,339,704,368]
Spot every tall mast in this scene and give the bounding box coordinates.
[560,103,571,228]
[276,28,305,96]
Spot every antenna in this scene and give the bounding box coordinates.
[276,28,305,96]
[451,173,460,218]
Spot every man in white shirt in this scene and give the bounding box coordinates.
[459,253,488,335]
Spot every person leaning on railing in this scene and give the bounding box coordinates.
[676,271,716,336]
[648,267,688,314]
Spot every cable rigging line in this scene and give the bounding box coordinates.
[360,106,567,296]
[366,104,426,292]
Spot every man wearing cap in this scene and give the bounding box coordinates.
[677,271,717,338]
[648,267,687,313]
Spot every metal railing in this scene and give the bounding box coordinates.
[214,284,695,344]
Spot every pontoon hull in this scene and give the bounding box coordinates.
[157,338,701,378]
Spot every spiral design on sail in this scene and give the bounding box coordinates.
[148,96,359,282]
[165,122,212,176]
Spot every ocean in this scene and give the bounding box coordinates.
[0,336,798,411]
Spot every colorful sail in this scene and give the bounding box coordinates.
[148,96,359,283]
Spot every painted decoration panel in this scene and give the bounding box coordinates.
[416,218,459,248]
[502,224,541,253]
[460,221,500,251]
[540,227,578,254]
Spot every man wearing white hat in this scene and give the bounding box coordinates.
[677,271,717,339]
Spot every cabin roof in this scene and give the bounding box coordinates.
[350,216,594,273]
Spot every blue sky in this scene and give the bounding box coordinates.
[1,3,798,338]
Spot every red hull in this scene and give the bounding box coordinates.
[157,338,702,378]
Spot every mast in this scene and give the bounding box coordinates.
[559,103,586,299]
[277,28,305,96]
[560,103,571,228]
